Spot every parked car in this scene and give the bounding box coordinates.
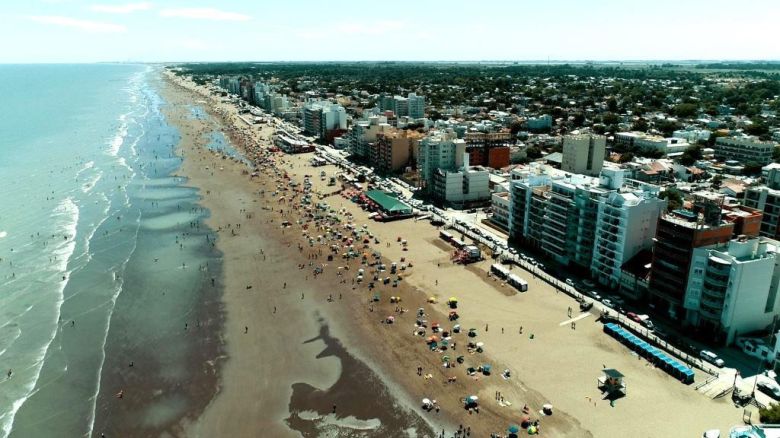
[587,290,602,301]
[602,299,615,308]
[582,279,595,288]
[699,350,725,368]
[757,381,780,400]
[627,312,641,323]
[565,278,575,286]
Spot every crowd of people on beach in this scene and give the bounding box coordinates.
[164,72,555,437]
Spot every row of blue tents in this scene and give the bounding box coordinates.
[603,323,695,384]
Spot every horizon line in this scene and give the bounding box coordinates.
[2,58,780,66]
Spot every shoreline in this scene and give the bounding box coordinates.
[161,69,745,438]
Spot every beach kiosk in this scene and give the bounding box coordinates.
[598,369,627,398]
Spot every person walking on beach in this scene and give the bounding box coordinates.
[6,369,11,379]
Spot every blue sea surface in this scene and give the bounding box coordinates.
[0,65,222,437]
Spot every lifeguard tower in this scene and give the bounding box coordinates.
[598,369,627,399]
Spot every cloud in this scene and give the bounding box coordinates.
[159,7,251,21]
[90,2,153,14]
[29,15,126,32]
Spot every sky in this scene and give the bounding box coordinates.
[1,0,779,63]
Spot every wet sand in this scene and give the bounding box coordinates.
[161,70,745,438]
[160,80,439,437]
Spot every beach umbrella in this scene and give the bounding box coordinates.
[442,355,451,363]
[422,398,431,406]
[508,425,520,434]
[427,336,439,343]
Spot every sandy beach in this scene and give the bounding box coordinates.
[159,70,749,437]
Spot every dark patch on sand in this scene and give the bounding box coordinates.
[286,318,435,437]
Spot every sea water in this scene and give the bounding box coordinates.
[0,65,221,437]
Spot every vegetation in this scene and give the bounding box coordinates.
[679,145,703,166]
[760,403,780,424]
[659,188,683,211]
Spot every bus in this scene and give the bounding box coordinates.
[439,230,454,242]
[507,274,528,292]
[490,263,511,279]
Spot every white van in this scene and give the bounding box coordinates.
[699,350,725,367]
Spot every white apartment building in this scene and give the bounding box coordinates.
[614,132,690,155]
[561,134,606,176]
[380,93,426,119]
[684,236,780,345]
[302,101,347,140]
[591,186,667,287]
[509,165,665,273]
[490,191,511,232]
[432,163,491,208]
[715,136,776,165]
[347,116,393,159]
[673,128,711,143]
[418,130,465,191]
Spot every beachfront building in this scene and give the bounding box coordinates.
[683,236,780,345]
[418,130,466,192]
[430,156,491,208]
[347,116,394,160]
[219,76,241,95]
[302,100,347,141]
[648,193,763,321]
[509,165,664,272]
[490,191,511,232]
[561,134,606,176]
[715,136,775,165]
[369,129,421,174]
[591,182,667,288]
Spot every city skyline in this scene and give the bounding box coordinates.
[2,0,780,63]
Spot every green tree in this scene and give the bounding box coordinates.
[711,174,724,189]
[618,152,635,163]
[760,403,780,424]
[659,188,683,211]
[745,122,769,137]
[632,118,649,132]
[526,147,542,159]
[607,98,618,113]
[672,103,698,118]
[602,112,620,125]
[678,145,703,166]
[743,161,764,175]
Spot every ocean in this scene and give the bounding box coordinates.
[0,65,223,437]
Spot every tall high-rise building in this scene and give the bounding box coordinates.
[302,101,347,140]
[648,193,761,320]
[509,165,665,274]
[561,134,606,176]
[418,130,465,192]
[379,93,426,119]
[684,236,780,344]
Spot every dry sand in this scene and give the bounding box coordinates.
[161,70,747,437]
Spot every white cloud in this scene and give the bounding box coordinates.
[90,2,153,14]
[29,15,126,32]
[159,7,251,21]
